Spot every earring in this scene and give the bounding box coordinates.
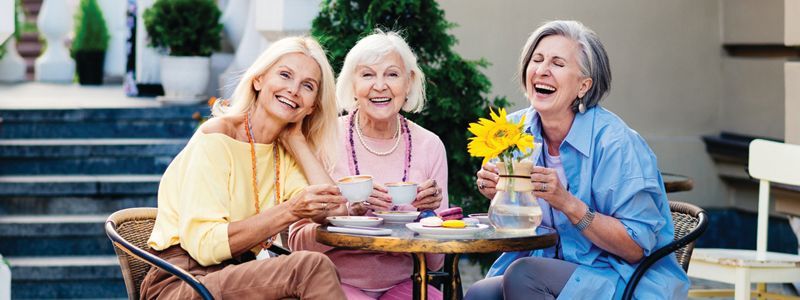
[354,97,358,101]
[578,97,586,113]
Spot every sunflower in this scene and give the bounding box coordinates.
[467,108,534,165]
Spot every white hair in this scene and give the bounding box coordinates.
[336,30,426,113]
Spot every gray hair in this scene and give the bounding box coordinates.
[336,30,426,113]
[519,20,611,111]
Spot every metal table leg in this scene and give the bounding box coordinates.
[412,253,428,300]
[447,254,463,300]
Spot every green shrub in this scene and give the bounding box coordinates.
[72,0,109,53]
[0,0,24,59]
[312,0,508,216]
[143,0,222,57]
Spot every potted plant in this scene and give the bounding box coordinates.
[72,0,109,85]
[144,0,222,104]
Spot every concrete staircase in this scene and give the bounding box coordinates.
[0,105,205,298]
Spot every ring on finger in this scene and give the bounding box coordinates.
[479,179,485,190]
[542,183,548,192]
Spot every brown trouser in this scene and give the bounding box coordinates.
[140,245,346,300]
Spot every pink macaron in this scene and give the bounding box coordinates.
[437,207,463,221]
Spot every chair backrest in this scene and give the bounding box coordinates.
[669,201,706,271]
[748,139,800,258]
[106,207,157,300]
[622,201,708,300]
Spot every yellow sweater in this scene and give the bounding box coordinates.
[148,132,308,266]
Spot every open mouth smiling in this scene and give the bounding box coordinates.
[277,95,299,109]
[369,97,392,104]
[534,83,556,95]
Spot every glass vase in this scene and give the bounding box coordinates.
[488,160,543,234]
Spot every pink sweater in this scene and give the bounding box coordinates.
[289,115,449,290]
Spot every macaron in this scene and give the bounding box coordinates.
[438,207,463,221]
[420,216,443,227]
[442,220,466,228]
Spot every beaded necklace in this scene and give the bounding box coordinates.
[355,112,401,156]
[245,114,280,249]
[348,109,412,182]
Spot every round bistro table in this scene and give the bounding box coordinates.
[316,223,557,300]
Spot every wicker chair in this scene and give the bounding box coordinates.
[105,207,291,300]
[622,201,709,300]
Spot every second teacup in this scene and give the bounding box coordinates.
[386,182,418,205]
[337,175,373,203]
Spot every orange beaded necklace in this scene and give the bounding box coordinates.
[245,114,280,249]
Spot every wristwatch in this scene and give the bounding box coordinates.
[575,206,595,232]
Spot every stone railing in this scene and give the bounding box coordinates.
[0,0,11,44]
[2,0,321,88]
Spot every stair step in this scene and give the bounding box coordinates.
[0,215,114,256]
[9,255,127,298]
[0,195,157,215]
[0,105,206,139]
[0,175,161,196]
[0,139,186,175]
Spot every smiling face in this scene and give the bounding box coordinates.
[253,53,321,124]
[525,35,592,116]
[353,51,412,123]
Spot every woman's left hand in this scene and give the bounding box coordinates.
[531,166,573,211]
[412,179,443,211]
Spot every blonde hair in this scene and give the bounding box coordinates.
[213,36,338,170]
[336,30,426,113]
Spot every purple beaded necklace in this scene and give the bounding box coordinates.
[348,109,412,182]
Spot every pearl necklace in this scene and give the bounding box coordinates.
[348,109,412,182]
[354,110,401,156]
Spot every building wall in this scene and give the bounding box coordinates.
[438,0,729,207]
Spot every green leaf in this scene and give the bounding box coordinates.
[143,0,222,56]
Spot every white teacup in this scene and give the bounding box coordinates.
[337,175,373,203]
[386,182,418,205]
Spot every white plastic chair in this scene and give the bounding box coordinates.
[688,139,800,300]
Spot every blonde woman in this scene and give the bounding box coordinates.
[141,36,347,299]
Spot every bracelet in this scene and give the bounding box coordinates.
[574,206,595,232]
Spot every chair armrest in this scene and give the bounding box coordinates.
[621,210,709,300]
[105,221,214,300]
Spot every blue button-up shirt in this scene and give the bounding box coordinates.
[486,106,689,299]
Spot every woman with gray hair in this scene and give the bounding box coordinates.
[468,20,689,299]
[289,30,448,299]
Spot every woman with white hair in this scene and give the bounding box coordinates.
[140,36,347,299]
[467,20,689,299]
[289,31,448,299]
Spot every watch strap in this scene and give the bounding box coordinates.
[575,206,595,232]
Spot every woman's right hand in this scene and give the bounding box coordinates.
[287,184,347,219]
[476,162,500,199]
[350,183,393,215]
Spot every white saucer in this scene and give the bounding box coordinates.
[372,211,420,223]
[327,216,383,227]
[405,223,489,238]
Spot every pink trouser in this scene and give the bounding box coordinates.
[341,279,443,300]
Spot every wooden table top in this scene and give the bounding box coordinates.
[316,222,558,254]
[662,172,694,193]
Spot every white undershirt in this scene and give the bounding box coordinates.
[544,153,569,189]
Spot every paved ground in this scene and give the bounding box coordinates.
[0,83,158,109]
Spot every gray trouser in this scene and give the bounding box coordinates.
[464,257,578,300]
